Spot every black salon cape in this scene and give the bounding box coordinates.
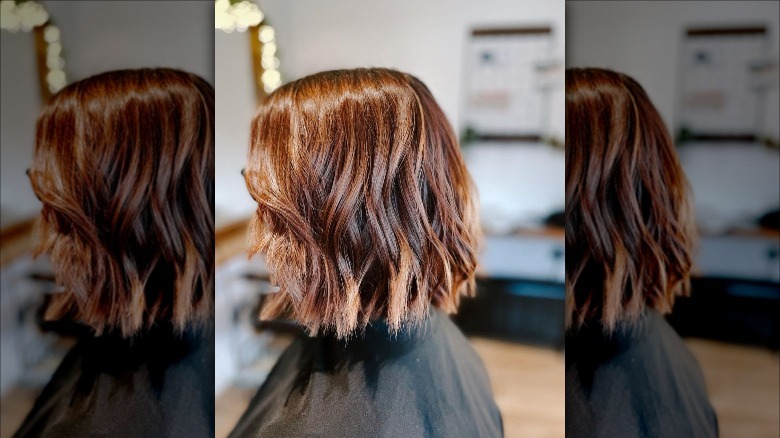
[565,310,718,438]
[229,310,504,438]
[14,324,214,438]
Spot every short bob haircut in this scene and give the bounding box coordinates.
[245,68,479,339]
[29,68,214,337]
[565,68,695,332]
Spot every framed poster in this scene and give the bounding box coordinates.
[677,26,771,142]
[463,26,558,142]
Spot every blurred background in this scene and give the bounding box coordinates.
[214,1,565,437]
[0,1,212,436]
[568,1,779,437]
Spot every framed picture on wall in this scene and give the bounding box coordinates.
[462,26,559,144]
[677,25,773,143]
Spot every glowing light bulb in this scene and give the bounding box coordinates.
[215,0,263,33]
[258,25,275,43]
[43,25,60,43]
[47,42,62,56]
[47,69,66,87]
[17,1,48,31]
[262,69,281,85]
[261,56,280,70]
[262,42,277,56]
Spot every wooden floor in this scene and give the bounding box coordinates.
[688,339,780,438]
[216,386,257,438]
[0,386,38,438]
[471,338,565,438]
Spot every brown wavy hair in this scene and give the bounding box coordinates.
[245,68,479,339]
[29,68,214,337]
[565,68,695,332]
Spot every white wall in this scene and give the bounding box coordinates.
[0,31,40,228]
[0,1,213,228]
[215,30,257,227]
[264,0,565,135]
[567,1,780,228]
[215,0,566,227]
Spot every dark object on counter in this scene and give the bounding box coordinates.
[667,277,780,349]
[758,209,780,230]
[454,278,565,348]
[14,325,215,438]
[228,310,503,438]
[566,310,718,438]
[36,294,93,337]
[544,210,566,229]
[252,294,303,334]
[238,272,303,334]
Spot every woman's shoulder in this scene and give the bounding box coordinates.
[14,327,215,438]
[565,311,718,438]
[231,311,503,437]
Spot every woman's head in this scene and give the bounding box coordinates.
[565,68,694,332]
[245,68,479,339]
[29,68,214,337]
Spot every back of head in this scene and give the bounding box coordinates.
[245,68,479,339]
[29,68,215,337]
[565,68,695,332]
